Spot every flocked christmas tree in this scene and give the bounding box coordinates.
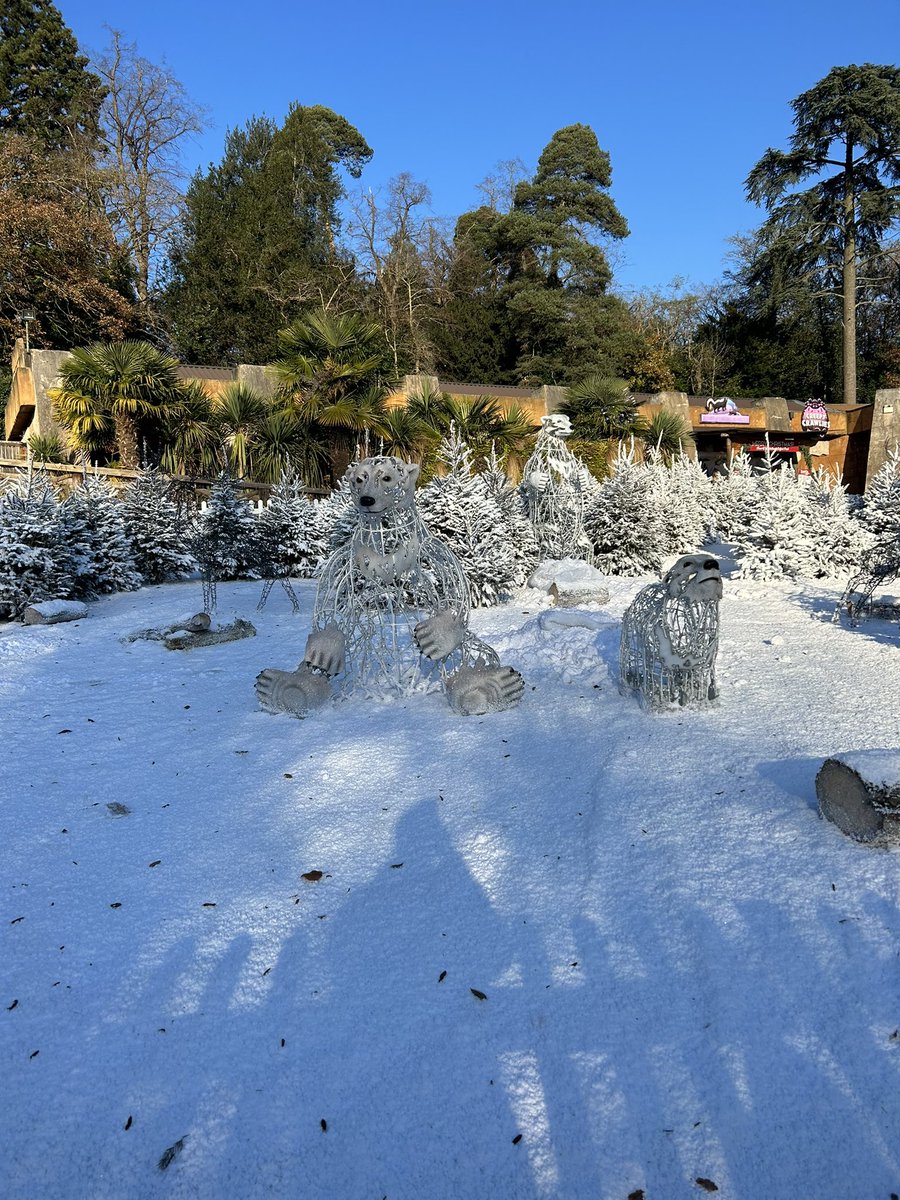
[121,469,196,585]
[417,429,522,607]
[803,468,869,578]
[859,445,900,546]
[583,444,666,575]
[257,470,322,581]
[481,445,540,588]
[646,449,712,559]
[192,472,260,609]
[312,472,356,558]
[733,447,819,580]
[0,470,70,618]
[708,452,759,543]
[59,475,141,596]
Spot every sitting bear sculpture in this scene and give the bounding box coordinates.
[619,553,722,710]
[256,455,524,717]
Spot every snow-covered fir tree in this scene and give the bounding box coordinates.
[60,475,141,596]
[257,470,323,579]
[859,444,900,545]
[708,452,759,542]
[192,473,260,584]
[0,471,70,618]
[314,473,356,558]
[733,462,819,580]
[646,450,712,558]
[802,468,869,578]
[121,469,196,584]
[417,431,522,607]
[583,445,666,575]
[481,445,540,588]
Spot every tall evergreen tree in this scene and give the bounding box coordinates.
[192,473,260,584]
[256,470,322,580]
[583,446,665,575]
[164,106,372,363]
[0,0,105,150]
[746,64,900,404]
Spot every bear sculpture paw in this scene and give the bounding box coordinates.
[256,665,332,717]
[446,665,524,716]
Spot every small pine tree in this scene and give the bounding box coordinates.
[0,472,70,617]
[60,475,141,596]
[584,445,666,575]
[257,470,322,579]
[646,450,711,558]
[192,473,260,582]
[708,452,759,542]
[122,469,196,585]
[734,464,819,580]
[481,445,540,588]
[803,469,869,578]
[417,431,521,607]
[860,445,900,545]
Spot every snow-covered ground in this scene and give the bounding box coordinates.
[2,571,900,1200]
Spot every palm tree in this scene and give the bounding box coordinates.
[160,380,223,478]
[640,409,695,463]
[51,341,184,469]
[561,374,643,441]
[216,382,268,480]
[271,308,394,479]
[409,391,536,475]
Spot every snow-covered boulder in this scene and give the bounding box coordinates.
[22,600,88,625]
[816,754,900,846]
[528,558,610,608]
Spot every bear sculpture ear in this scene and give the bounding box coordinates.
[403,462,420,487]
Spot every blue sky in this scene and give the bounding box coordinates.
[60,0,898,293]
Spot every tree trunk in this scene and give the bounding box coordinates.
[842,141,857,405]
[114,413,141,469]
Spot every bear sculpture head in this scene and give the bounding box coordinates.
[663,554,723,602]
[347,456,421,516]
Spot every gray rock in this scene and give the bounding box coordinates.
[163,618,256,650]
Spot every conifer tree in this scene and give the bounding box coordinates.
[584,446,665,574]
[417,431,521,607]
[0,471,69,617]
[0,0,105,150]
[313,473,356,558]
[734,463,819,580]
[60,475,141,596]
[192,473,260,586]
[121,469,196,584]
[647,450,712,557]
[708,452,759,542]
[860,445,900,543]
[481,445,540,587]
[804,468,869,577]
[257,471,322,580]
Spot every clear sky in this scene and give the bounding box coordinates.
[59,0,898,294]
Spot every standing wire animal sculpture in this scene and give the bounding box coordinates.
[620,554,722,710]
[255,456,524,716]
[833,541,900,626]
[522,414,592,560]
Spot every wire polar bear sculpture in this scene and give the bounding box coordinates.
[522,414,592,560]
[620,554,723,710]
[255,456,524,716]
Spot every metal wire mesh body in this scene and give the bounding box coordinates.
[312,502,499,697]
[620,581,720,710]
[257,577,301,613]
[833,543,900,625]
[522,422,589,560]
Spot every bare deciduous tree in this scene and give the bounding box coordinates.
[95,29,207,310]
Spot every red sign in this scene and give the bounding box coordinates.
[748,440,799,452]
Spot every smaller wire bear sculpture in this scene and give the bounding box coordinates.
[620,554,722,710]
[832,541,900,626]
[522,414,592,560]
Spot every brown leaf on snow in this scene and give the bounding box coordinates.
[302,871,323,882]
[511,1134,522,1145]
[438,971,447,983]
[470,988,488,1001]
[158,1137,187,1171]
[320,1119,327,1132]
[58,729,72,735]
[696,1180,719,1193]
[124,1115,132,1131]
[148,860,161,868]
[7,999,18,1010]
[628,1191,645,1200]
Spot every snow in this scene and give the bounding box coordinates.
[3,572,900,1200]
